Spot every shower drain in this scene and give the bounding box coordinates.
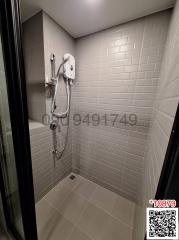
[69,175,76,180]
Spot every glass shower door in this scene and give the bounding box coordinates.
[0,0,38,239]
[0,32,24,238]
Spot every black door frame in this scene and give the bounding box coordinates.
[0,0,38,239]
[155,103,179,203]
[144,103,179,239]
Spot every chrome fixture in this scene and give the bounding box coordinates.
[48,53,75,159]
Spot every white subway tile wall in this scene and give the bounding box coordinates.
[134,1,179,239]
[72,10,172,202]
[29,123,72,202]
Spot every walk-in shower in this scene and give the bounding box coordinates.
[1,0,179,239]
[47,53,75,159]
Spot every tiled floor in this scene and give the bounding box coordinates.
[36,173,135,240]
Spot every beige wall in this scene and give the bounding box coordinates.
[22,12,46,123]
[72,10,171,202]
[134,1,179,238]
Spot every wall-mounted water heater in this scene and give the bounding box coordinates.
[63,53,75,80]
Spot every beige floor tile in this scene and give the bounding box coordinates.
[67,227,92,240]
[35,199,59,230]
[111,195,135,227]
[98,216,133,240]
[89,186,118,213]
[44,184,72,208]
[55,192,88,225]
[77,202,110,239]
[73,178,97,199]
[45,174,82,208]
[55,173,82,192]
[38,213,74,240]
[36,174,135,240]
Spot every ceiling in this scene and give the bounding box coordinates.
[20,0,175,38]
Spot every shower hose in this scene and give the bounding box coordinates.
[50,59,71,159]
